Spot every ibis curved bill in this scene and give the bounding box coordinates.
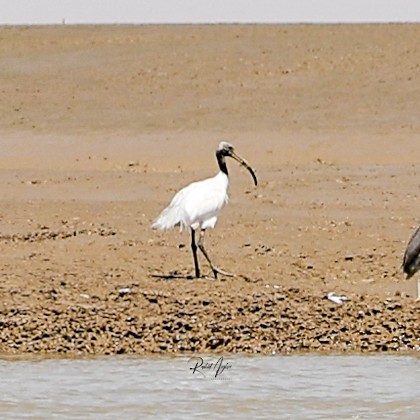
[229,150,258,187]
[152,141,257,278]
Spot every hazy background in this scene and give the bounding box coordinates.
[2,0,420,24]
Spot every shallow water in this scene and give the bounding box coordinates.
[0,354,419,419]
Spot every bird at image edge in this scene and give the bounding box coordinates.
[402,225,420,300]
[152,141,257,279]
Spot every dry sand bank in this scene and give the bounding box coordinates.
[0,24,418,355]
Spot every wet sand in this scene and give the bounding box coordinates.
[0,24,419,355]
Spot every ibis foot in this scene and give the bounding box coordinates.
[210,267,235,279]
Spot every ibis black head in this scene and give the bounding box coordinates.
[216,141,258,186]
[217,141,235,156]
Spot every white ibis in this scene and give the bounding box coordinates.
[402,225,420,300]
[152,141,257,278]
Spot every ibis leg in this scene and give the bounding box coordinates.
[198,229,234,279]
[191,229,200,278]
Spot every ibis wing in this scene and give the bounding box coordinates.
[152,171,229,231]
[151,186,189,230]
[403,226,420,275]
[184,181,229,227]
[152,174,228,231]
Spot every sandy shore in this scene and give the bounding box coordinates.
[0,24,419,355]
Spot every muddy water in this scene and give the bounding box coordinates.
[0,355,419,419]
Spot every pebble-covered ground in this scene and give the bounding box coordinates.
[1,279,418,355]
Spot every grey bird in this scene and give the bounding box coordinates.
[402,225,420,300]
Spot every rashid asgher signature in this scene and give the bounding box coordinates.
[189,356,232,379]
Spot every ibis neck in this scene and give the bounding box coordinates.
[216,151,228,176]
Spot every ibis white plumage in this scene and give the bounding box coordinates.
[152,141,257,278]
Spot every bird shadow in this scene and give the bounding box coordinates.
[150,271,195,280]
[150,270,222,280]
